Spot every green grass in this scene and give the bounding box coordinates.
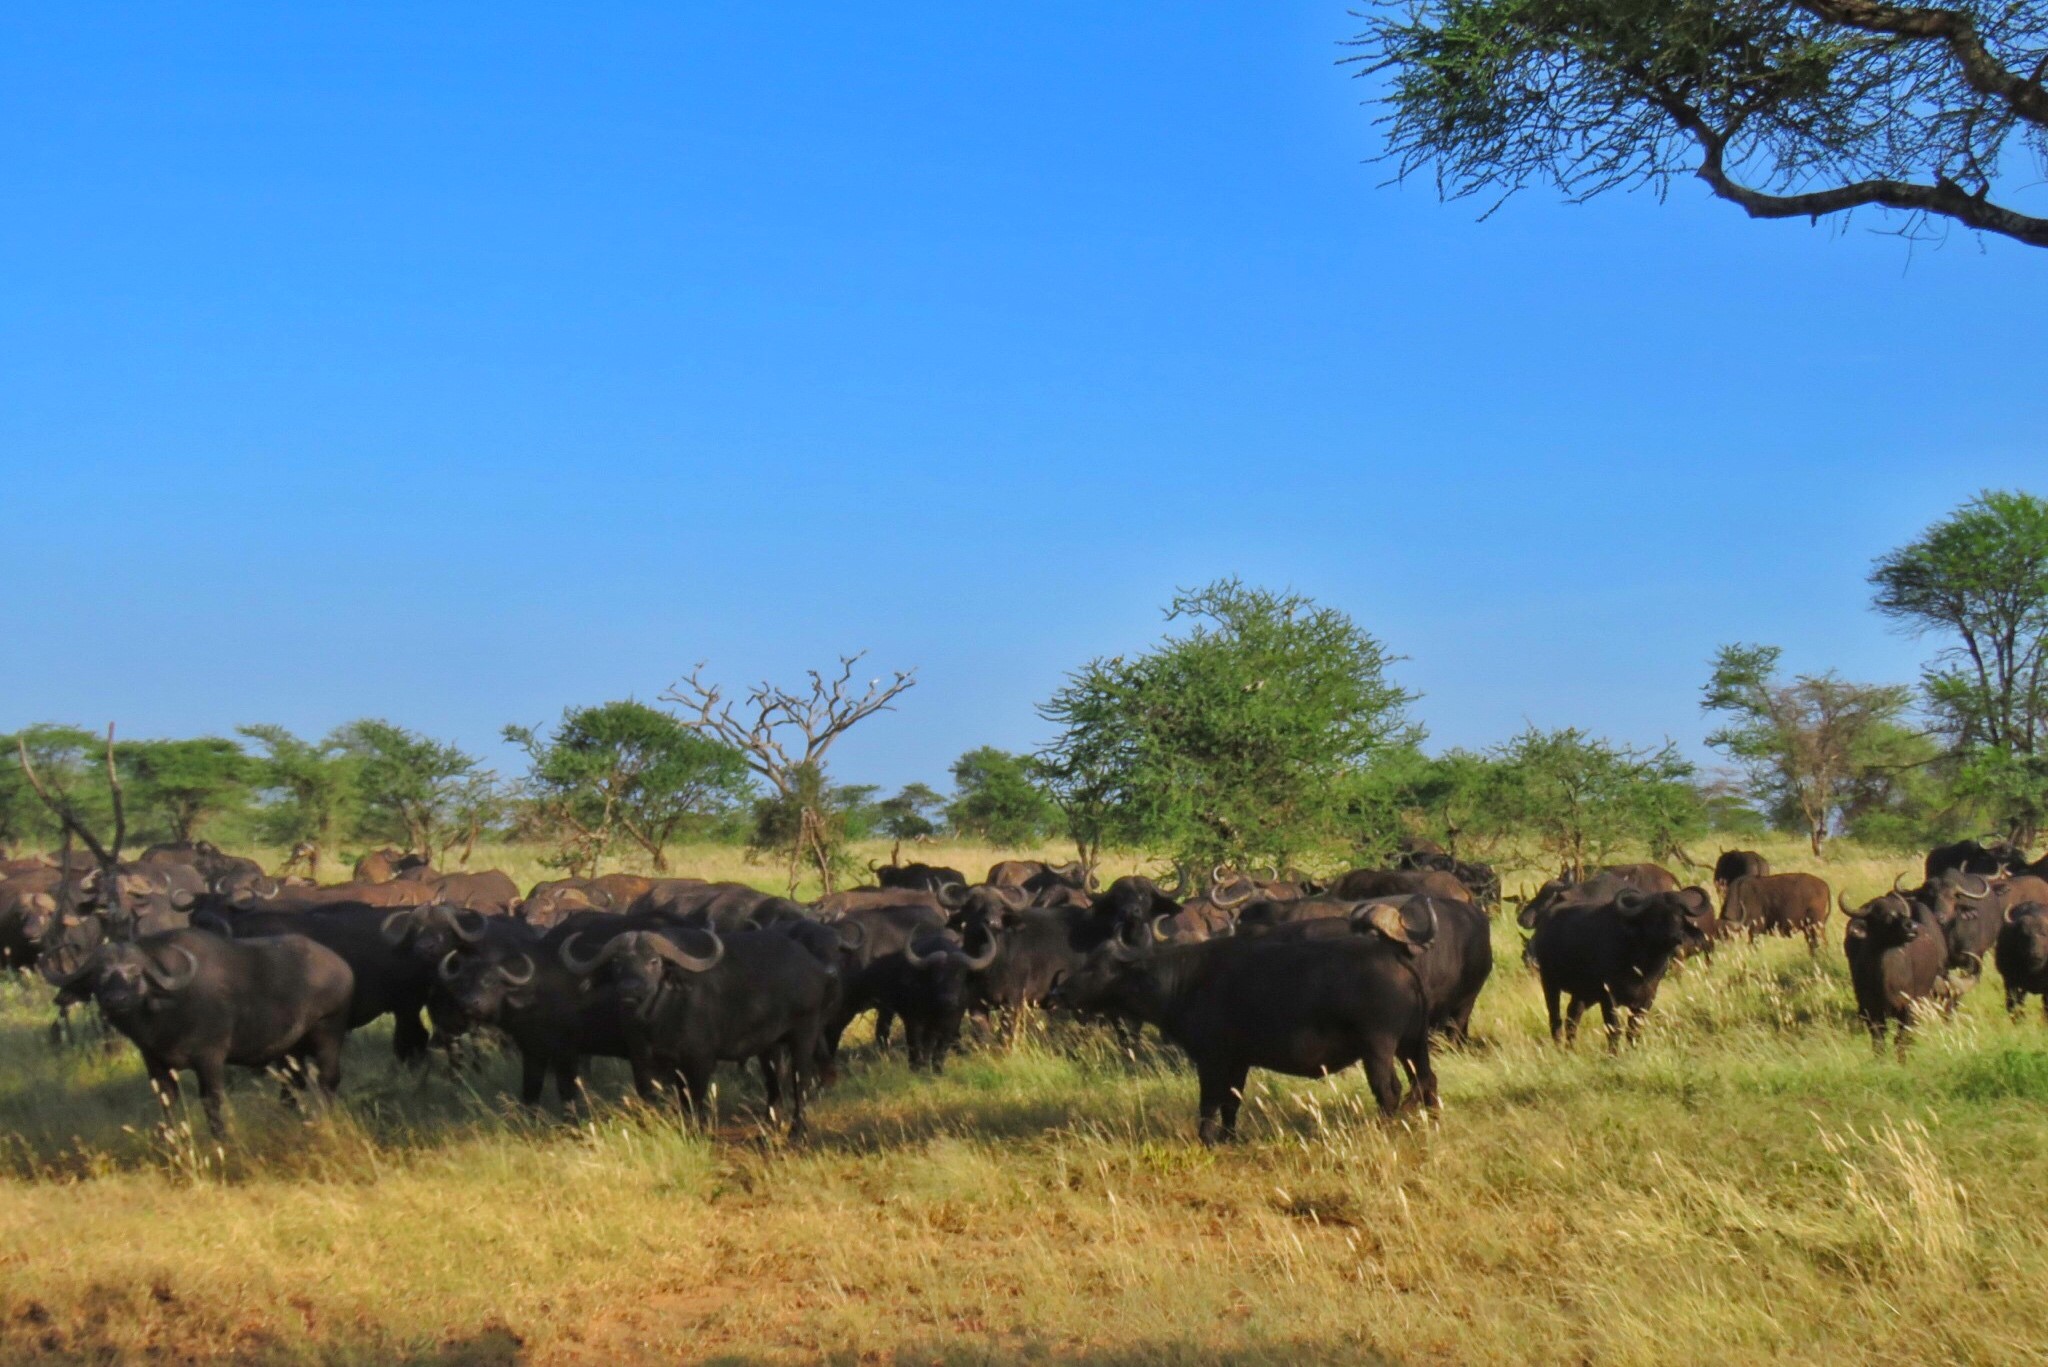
[3,838,2046,1363]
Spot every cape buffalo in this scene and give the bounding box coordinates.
[1050,906,1437,1143]
[1720,872,1832,954]
[1995,900,2048,1023]
[1527,889,1700,1050]
[48,928,354,1133]
[1841,891,1966,1056]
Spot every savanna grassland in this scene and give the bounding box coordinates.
[4,838,2048,1365]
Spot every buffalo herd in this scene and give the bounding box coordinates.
[5,830,2048,1143]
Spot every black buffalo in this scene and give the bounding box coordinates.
[1995,900,2048,1023]
[1527,889,1700,1050]
[1050,905,1437,1143]
[848,929,999,1071]
[1711,850,1770,899]
[48,927,354,1133]
[567,926,834,1137]
[1841,892,1965,1055]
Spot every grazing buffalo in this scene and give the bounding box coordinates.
[1995,901,2048,1023]
[1527,889,1700,1050]
[1841,892,1964,1056]
[47,928,354,1134]
[1050,906,1438,1143]
[1712,850,1770,900]
[1720,873,1832,954]
[569,926,834,1137]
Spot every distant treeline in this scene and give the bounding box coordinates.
[7,491,2044,883]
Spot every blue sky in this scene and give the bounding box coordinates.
[3,4,2041,792]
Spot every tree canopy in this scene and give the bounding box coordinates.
[1038,580,1415,873]
[1871,489,2048,838]
[1351,0,2048,248]
[1701,643,1915,852]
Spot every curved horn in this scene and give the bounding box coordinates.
[438,949,462,983]
[1210,878,1254,909]
[1842,897,1872,919]
[1893,872,1914,897]
[962,933,999,971]
[1614,889,1647,915]
[1105,934,1143,962]
[436,903,487,943]
[650,929,724,974]
[558,930,625,976]
[991,883,1031,910]
[1150,914,1182,944]
[496,952,536,986]
[834,917,867,951]
[1838,889,1857,915]
[1958,874,1992,901]
[144,945,199,992]
[1354,902,1414,946]
[1210,864,1229,887]
[936,881,969,910]
[39,943,101,988]
[903,936,942,969]
[381,908,417,944]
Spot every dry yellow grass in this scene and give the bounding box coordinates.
[3,837,2044,1364]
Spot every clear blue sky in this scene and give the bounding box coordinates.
[3,4,2041,792]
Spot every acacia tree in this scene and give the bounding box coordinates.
[331,719,494,861]
[116,737,255,843]
[947,747,1059,846]
[505,701,753,875]
[1038,581,1415,875]
[1871,489,2048,840]
[1490,726,1703,877]
[1352,0,2048,248]
[662,654,916,893]
[238,725,354,877]
[1701,644,1916,853]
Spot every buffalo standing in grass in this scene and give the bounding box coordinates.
[1841,891,1966,1056]
[848,929,999,1071]
[1995,900,2048,1023]
[47,928,354,1134]
[1527,889,1700,1050]
[1050,905,1438,1143]
[1719,872,1832,954]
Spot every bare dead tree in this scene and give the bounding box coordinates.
[17,724,128,923]
[661,653,916,893]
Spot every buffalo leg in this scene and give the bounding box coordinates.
[1598,997,1622,1053]
[1624,1007,1648,1048]
[676,1059,716,1130]
[310,1028,343,1100]
[193,1054,230,1136]
[2009,986,2025,1022]
[518,1051,549,1107]
[874,1006,896,1051]
[1543,982,1564,1044]
[1361,1045,1404,1116]
[552,1056,585,1110]
[1196,1061,1249,1144]
[392,1008,431,1066]
[1564,996,1588,1046]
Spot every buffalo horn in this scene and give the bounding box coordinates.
[558,931,626,976]
[1150,914,1178,943]
[1958,874,1992,901]
[903,936,942,969]
[835,918,867,952]
[381,908,417,944]
[438,949,462,983]
[962,934,999,971]
[497,952,536,986]
[437,903,487,943]
[144,945,199,992]
[1210,878,1254,910]
[650,929,723,974]
[937,881,969,910]
[1614,889,1647,915]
